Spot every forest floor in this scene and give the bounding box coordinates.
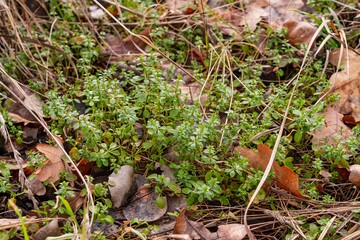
[0,0,360,239]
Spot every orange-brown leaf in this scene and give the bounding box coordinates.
[35,144,65,183]
[273,165,304,198]
[173,209,216,240]
[234,144,275,172]
[234,144,305,198]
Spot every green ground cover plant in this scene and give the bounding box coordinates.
[0,0,359,239]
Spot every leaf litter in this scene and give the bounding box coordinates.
[173,209,247,240]
[1,0,360,239]
[235,144,305,198]
[35,142,66,184]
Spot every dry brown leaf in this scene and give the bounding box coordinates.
[108,165,135,208]
[217,224,247,240]
[102,28,151,58]
[211,8,244,41]
[329,49,360,121]
[173,210,246,240]
[8,112,37,125]
[312,106,353,147]
[235,144,305,198]
[166,0,196,14]
[66,191,84,213]
[239,0,304,31]
[23,94,44,118]
[349,164,360,187]
[240,2,269,31]
[28,177,46,196]
[334,166,350,181]
[33,218,61,240]
[35,143,65,183]
[173,209,215,240]
[283,19,318,48]
[123,187,167,222]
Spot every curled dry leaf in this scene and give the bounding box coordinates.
[33,217,61,240]
[235,144,305,198]
[123,187,167,222]
[349,165,360,187]
[329,49,360,121]
[312,106,353,147]
[108,165,135,208]
[35,143,65,184]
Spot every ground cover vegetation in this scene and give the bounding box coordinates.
[0,0,360,239]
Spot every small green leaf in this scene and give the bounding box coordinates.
[142,141,153,149]
[182,188,191,194]
[294,131,303,143]
[284,157,294,169]
[155,195,166,209]
[167,181,181,194]
[143,108,150,118]
[169,109,179,118]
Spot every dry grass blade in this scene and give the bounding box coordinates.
[318,216,336,240]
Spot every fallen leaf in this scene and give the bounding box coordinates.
[123,187,167,222]
[35,143,65,183]
[28,177,46,196]
[239,0,304,31]
[23,94,44,118]
[173,210,246,240]
[66,191,84,213]
[217,224,247,240]
[234,144,305,198]
[334,166,350,181]
[33,218,61,240]
[101,28,151,62]
[312,106,353,147]
[108,165,135,208]
[173,209,215,240]
[329,49,360,121]
[283,19,318,48]
[75,158,94,176]
[239,2,269,31]
[166,0,196,14]
[8,112,37,125]
[349,165,360,187]
[210,8,244,41]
